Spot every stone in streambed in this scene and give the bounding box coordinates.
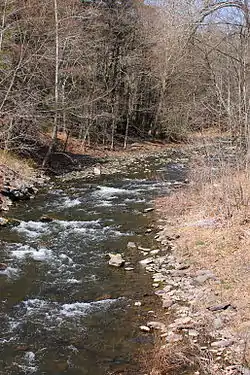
[195,269,215,283]
[139,258,154,266]
[39,215,54,223]
[147,321,167,332]
[108,253,125,267]
[140,325,150,332]
[124,267,134,271]
[0,263,8,271]
[138,246,151,252]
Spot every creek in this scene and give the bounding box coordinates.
[0,152,187,375]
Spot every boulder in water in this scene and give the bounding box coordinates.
[39,215,54,223]
[0,263,8,271]
[108,253,125,267]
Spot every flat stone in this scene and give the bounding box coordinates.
[211,339,234,348]
[144,207,154,213]
[176,263,190,270]
[207,303,233,312]
[196,275,211,283]
[188,329,199,337]
[134,301,142,307]
[213,317,224,330]
[138,246,151,252]
[0,263,8,271]
[153,273,166,282]
[124,267,134,271]
[150,249,160,255]
[139,258,154,266]
[225,366,250,375]
[152,283,160,288]
[162,298,173,309]
[108,253,125,267]
[169,316,194,330]
[140,325,150,332]
[147,321,166,332]
[39,215,54,223]
[127,242,137,249]
[195,269,215,283]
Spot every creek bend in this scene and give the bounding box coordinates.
[0,152,187,375]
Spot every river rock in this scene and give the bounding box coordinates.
[195,269,215,283]
[225,366,250,375]
[211,339,234,348]
[139,257,154,266]
[144,207,154,213]
[140,325,150,332]
[188,329,199,337]
[213,317,224,330]
[169,316,194,330]
[150,249,160,256]
[127,242,137,249]
[153,273,166,282]
[162,297,173,309]
[0,263,8,271]
[40,215,54,223]
[147,321,167,332]
[108,253,125,267]
[124,267,134,271]
[138,246,151,252]
[152,283,159,288]
[207,303,233,312]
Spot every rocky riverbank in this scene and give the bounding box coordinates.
[0,163,48,214]
[138,137,250,375]
[137,224,249,375]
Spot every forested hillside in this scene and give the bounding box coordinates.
[0,0,249,163]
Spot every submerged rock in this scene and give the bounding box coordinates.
[108,253,125,267]
[39,215,54,223]
[0,263,8,271]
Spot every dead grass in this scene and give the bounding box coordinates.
[155,157,250,364]
[0,150,36,182]
[144,339,222,375]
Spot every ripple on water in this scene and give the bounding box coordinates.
[1,297,122,340]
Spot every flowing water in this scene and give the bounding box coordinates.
[0,153,187,375]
